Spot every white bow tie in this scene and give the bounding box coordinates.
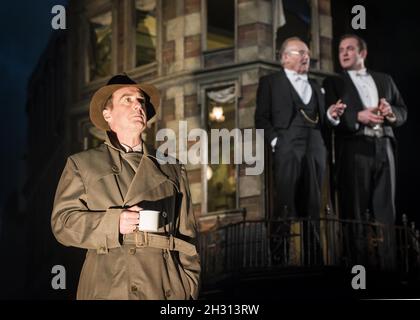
[295,74,308,81]
[355,70,368,77]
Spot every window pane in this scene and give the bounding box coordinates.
[207,0,234,50]
[88,11,112,81]
[206,86,237,213]
[135,0,157,67]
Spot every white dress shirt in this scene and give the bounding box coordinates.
[270,69,314,151]
[324,69,379,128]
[284,68,313,104]
[271,69,320,151]
[347,68,379,109]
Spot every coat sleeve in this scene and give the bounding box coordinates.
[177,164,201,300]
[255,76,278,144]
[322,76,340,108]
[323,75,359,133]
[386,75,408,127]
[51,157,122,251]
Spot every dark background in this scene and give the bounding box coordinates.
[0,0,67,213]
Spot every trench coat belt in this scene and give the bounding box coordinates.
[123,231,198,256]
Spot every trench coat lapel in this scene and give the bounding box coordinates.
[123,143,173,207]
[103,141,124,204]
[103,132,175,207]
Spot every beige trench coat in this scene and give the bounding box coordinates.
[51,135,200,300]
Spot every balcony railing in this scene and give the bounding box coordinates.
[198,214,420,280]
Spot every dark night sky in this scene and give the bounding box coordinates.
[0,1,67,208]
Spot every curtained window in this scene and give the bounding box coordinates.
[206,85,237,212]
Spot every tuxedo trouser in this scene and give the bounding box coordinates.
[272,127,326,218]
[270,127,326,265]
[337,136,396,270]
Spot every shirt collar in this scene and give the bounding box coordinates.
[121,142,143,153]
[348,68,368,77]
[284,68,308,81]
[104,131,143,153]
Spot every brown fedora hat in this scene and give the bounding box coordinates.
[89,74,160,131]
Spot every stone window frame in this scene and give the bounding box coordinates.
[127,0,162,78]
[82,0,118,87]
[201,0,237,53]
[198,79,241,216]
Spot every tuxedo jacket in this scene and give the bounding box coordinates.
[255,68,326,144]
[322,70,407,140]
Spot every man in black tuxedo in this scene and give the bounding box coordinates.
[323,34,407,269]
[255,37,344,219]
[255,37,345,265]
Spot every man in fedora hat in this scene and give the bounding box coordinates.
[51,74,200,300]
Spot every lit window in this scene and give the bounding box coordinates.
[206,86,237,212]
[88,11,112,81]
[135,0,157,67]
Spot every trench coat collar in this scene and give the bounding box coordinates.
[104,131,175,207]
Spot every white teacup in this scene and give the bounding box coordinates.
[138,210,160,232]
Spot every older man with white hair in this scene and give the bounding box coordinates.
[255,37,344,220]
[255,37,344,265]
